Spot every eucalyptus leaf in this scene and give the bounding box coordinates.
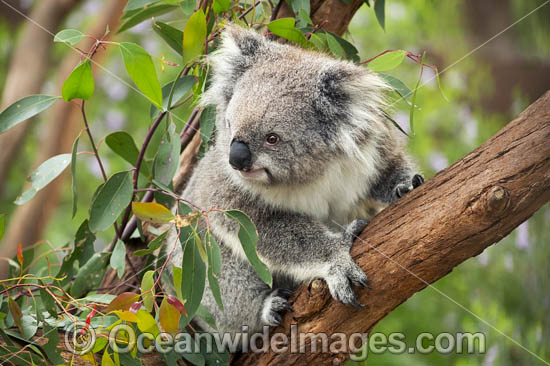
[224,210,272,287]
[267,18,312,48]
[141,270,155,312]
[0,95,59,135]
[374,0,385,30]
[153,21,183,56]
[70,252,110,298]
[124,0,160,11]
[15,154,71,205]
[183,10,207,65]
[54,29,84,45]
[88,171,133,232]
[134,231,168,256]
[180,225,206,325]
[62,59,95,101]
[110,240,127,279]
[71,135,79,218]
[118,4,178,33]
[367,50,407,72]
[153,123,180,185]
[120,42,163,109]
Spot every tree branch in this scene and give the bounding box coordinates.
[233,91,550,365]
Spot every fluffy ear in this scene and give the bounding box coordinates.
[201,25,266,107]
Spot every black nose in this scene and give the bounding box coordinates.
[229,140,252,171]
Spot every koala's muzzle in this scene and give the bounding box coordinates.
[229,140,252,171]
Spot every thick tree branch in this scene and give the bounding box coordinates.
[233,91,550,365]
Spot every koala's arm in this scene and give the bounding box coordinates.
[369,156,424,204]
[213,209,368,307]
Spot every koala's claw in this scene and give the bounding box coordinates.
[326,257,367,308]
[412,174,424,188]
[395,174,424,199]
[261,289,293,326]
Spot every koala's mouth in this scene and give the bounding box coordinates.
[239,167,267,180]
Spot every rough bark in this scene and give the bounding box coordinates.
[0,0,81,197]
[277,0,363,35]
[233,91,550,365]
[0,0,127,278]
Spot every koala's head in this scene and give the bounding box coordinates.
[201,25,393,187]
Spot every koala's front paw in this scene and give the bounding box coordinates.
[394,174,424,199]
[343,219,369,242]
[325,255,369,309]
[261,288,293,326]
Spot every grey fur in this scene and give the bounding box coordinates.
[166,25,422,338]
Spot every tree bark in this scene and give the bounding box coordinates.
[0,0,81,197]
[0,0,127,278]
[232,91,550,365]
[277,0,363,35]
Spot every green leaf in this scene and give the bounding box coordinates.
[172,266,184,301]
[120,42,163,109]
[196,304,216,329]
[110,240,127,279]
[197,106,215,158]
[105,131,150,175]
[8,297,23,335]
[153,21,183,55]
[54,29,84,45]
[118,4,178,33]
[153,123,180,185]
[88,171,133,232]
[180,0,196,14]
[102,349,116,366]
[409,52,426,136]
[0,214,5,242]
[207,238,223,311]
[136,309,160,338]
[71,135,79,218]
[15,154,71,205]
[267,18,312,48]
[224,210,272,287]
[326,32,346,59]
[212,0,230,14]
[183,10,207,65]
[70,252,110,297]
[180,226,206,325]
[151,75,197,117]
[124,0,160,11]
[379,73,413,100]
[0,95,59,135]
[325,31,360,62]
[310,33,329,52]
[134,230,168,256]
[39,288,58,318]
[62,59,95,101]
[367,50,407,72]
[297,8,313,27]
[207,234,222,276]
[374,0,385,30]
[141,270,155,312]
[42,322,64,365]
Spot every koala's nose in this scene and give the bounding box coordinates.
[229,140,252,171]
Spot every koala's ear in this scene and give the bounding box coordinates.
[200,24,266,106]
[222,24,265,58]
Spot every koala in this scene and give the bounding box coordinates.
[167,25,423,338]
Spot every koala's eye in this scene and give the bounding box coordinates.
[265,133,280,146]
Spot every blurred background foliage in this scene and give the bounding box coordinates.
[0,0,548,365]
